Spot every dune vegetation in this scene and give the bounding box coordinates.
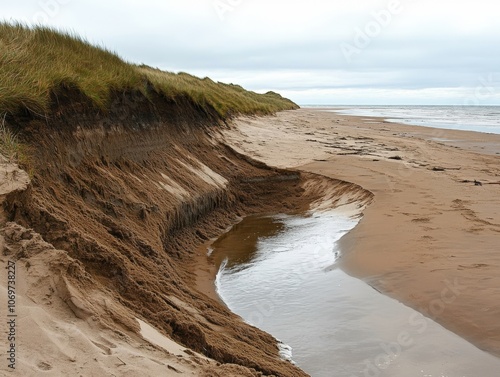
[0,22,298,118]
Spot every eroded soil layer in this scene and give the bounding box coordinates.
[1,93,370,376]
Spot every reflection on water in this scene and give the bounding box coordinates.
[213,212,500,377]
[211,215,285,271]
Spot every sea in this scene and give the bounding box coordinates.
[305,105,500,135]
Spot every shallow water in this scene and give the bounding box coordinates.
[213,212,500,377]
[328,106,500,134]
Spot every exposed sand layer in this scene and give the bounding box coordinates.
[0,161,30,223]
[0,222,222,376]
[223,109,500,357]
[2,93,332,377]
[2,157,296,376]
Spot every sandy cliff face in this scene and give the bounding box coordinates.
[0,90,316,376]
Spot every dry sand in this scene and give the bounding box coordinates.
[222,108,500,357]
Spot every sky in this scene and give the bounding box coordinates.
[2,0,500,105]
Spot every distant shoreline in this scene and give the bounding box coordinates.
[300,105,500,135]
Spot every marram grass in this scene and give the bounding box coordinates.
[0,113,32,170]
[0,22,298,118]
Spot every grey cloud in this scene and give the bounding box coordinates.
[2,0,499,104]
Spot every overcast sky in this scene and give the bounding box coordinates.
[2,0,500,105]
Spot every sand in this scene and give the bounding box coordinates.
[0,214,222,376]
[2,106,499,376]
[0,181,275,377]
[1,104,314,377]
[222,108,500,357]
[0,155,307,376]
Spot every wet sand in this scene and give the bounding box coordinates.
[213,213,500,377]
[221,108,500,357]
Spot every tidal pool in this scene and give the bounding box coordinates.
[212,211,500,377]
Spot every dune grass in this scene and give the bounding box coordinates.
[0,113,17,161]
[0,22,298,118]
[0,113,32,170]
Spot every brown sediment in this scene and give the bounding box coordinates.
[1,88,375,376]
[223,108,500,358]
[1,88,320,376]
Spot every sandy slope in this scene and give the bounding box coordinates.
[0,159,269,377]
[3,94,314,377]
[223,108,500,357]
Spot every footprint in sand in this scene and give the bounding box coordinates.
[458,264,489,270]
[412,217,431,223]
[91,339,116,355]
[37,362,53,371]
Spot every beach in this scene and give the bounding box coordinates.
[2,15,499,376]
[220,108,500,357]
[2,105,499,376]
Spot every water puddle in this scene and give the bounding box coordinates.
[211,211,500,377]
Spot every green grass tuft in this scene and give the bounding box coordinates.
[0,22,298,118]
